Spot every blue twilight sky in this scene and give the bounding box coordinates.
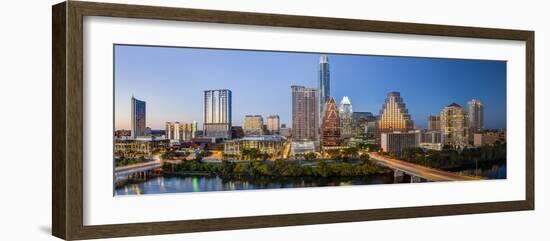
[114,45,506,130]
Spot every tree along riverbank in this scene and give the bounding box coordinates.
[162,155,389,180]
[394,142,507,170]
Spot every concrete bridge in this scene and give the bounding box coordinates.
[114,160,163,181]
[368,152,482,183]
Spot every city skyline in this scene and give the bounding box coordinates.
[115,45,506,130]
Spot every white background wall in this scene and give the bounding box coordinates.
[0,0,547,240]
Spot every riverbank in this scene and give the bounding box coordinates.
[115,161,506,195]
[114,172,399,195]
[162,158,388,179]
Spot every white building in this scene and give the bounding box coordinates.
[290,141,316,156]
[203,89,232,139]
[165,122,196,143]
[380,130,421,156]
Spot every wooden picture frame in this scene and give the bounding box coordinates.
[52,1,534,240]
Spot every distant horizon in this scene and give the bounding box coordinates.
[114,44,507,131]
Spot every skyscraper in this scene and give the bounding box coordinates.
[291,85,319,142]
[468,99,484,133]
[243,115,264,136]
[318,56,330,124]
[267,115,280,134]
[378,92,414,133]
[130,95,146,138]
[352,112,375,136]
[203,89,232,139]
[427,115,441,131]
[338,96,353,138]
[440,103,469,148]
[321,97,341,147]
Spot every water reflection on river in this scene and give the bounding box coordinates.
[115,174,395,195]
[115,164,506,195]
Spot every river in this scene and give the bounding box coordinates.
[115,163,506,195]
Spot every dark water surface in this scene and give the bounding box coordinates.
[115,164,506,195]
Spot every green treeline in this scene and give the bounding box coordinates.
[396,141,506,169]
[114,156,149,167]
[162,154,385,179]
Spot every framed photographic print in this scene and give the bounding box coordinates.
[52,1,534,240]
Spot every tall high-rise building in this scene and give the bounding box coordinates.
[266,115,280,134]
[378,92,414,133]
[203,89,232,139]
[243,115,264,136]
[318,56,330,125]
[440,103,469,148]
[321,97,341,147]
[338,96,353,138]
[291,85,319,142]
[427,115,441,131]
[468,99,484,133]
[352,112,376,136]
[130,95,146,138]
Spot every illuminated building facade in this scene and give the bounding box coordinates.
[243,115,264,136]
[338,96,353,138]
[321,97,341,147]
[203,89,232,139]
[378,92,414,133]
[115,136,169,155]
[223,135,284,157]
[266,115,280,134]
[291,85,319,142]
[165,122,196,142]
[440,102,469,148]
[290,141,316,156]
[427,115,441,131]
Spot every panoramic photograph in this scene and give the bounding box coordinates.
[113,44,507,196]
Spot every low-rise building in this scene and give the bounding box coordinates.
[165,121,196,144]
[231,126,244,139]
[474,131,506,147]
[224,135,285,157]
[290,141,316,156]
[114,136,170,155]
[243,115,264,136]
[418,131,443,151]
[421,131,441,144]
[380,130,421,156]
[279,127,292,137]
[266,115,280,134]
